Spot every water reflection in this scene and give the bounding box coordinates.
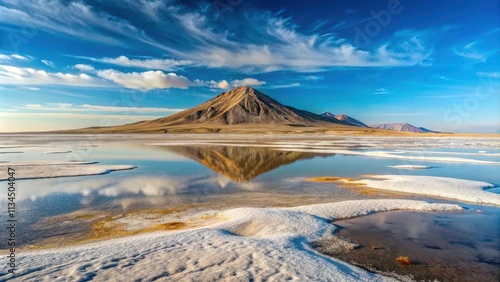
[159,145,332,181]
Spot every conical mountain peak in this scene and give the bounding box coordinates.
[141,86,345,127]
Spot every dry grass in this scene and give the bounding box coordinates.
[396,256,412,266]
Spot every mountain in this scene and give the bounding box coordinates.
[62,86,437,135]
[319,112,337,119]
[369,123,436,133]
[333,114,368,127]
[67,86,362,133]
[319,112,368,127]
[145,86,346,127]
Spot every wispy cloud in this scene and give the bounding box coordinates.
[14,103,185,113]
[83,55,193,71]
[156,9,434,72]
[22,86,40,91]
[302,75,323,80]
[268,82,301,89]
[180,20,432,72]
[373,88,390,95]
[0,0,164,49]
[0,112,164,120]
[364,112,432,116]
[0,65,110,87]
[0,54,28,61]
[41,59,55,67]
[11,54,28,60]
[477,71,500,78]
[453,41,487,62]
[0,1,434,73]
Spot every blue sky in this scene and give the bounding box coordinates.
[0,0,498,133]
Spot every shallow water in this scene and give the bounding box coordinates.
[0,134,499,281]
[333,206,500,282]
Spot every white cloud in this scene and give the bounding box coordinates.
[269,82,301,89]
[25,104,43,109]
[0,1,164,49]
[453,41,487,62]
[168,15,433,72]
[74,64,95,73]
[86,55,193,71]
[302,75,323,80]
[0,64,252,91]
[41,59,55,67]
[231,78,266,87]
[0,54,28,61]
[80,104,185,113]
[96,69,192,90]
[373,88,390,95]
[196,78,266,89]
[24,87,40,91]
[0,2,434,74]
[215,80,230,89]
[48,103,73,108]
[11,54,28,60]
[0,65,110,87]
[477,72,500,78]
[0,112,164,120]
[15,103,185,113]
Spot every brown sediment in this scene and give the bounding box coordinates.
[23,206,221,250]
[396,256,412,266]
[90,218,189,239]
[306,176,364,184]
[305,176,369,189]
[305,176,343,182]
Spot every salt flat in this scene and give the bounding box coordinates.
[0,199,461,282]
[0,161,135,180]
[353,175,500,206]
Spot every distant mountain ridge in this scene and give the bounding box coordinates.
[369,123,436,133]
[319,112,368,127]
[64,86,438,134]
[319,112,436,133]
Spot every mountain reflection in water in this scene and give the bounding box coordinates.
[160,145,333,182]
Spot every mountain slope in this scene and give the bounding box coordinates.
[369,123,436,133]
[61,86,419,134]
[143,86,345,127]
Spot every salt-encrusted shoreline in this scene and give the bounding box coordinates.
[0,199,462,282]
[0,161,135,180]
[353,175,500,206]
